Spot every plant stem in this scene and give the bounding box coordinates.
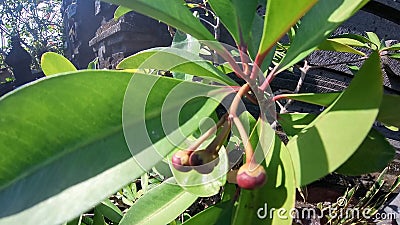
[187,114,227,151]
[259,64,279,91]
[238,44,250,76]
[229,84,255,163]
[250,51,269,80]
[244,91,258,105]
[206,118,231,153]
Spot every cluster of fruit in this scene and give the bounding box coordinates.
[171,116,267,190]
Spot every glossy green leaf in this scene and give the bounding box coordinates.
[336,129,395,176]
[278,113,317,138]
[287,52,383,186]
[389,53,400,59]
[93,208,106,225]
[278,0,368,73]
[0,70,142,225]
[119,179,197,225]
[377,94,400,128]
[122,73,233,178]
[248,15,268,64]
[331,33,373,46]
[258,0,318,56]
[318,39,366,56]
[41,52,77,76]
[117,48,237,85]
[182,184,236,225]
[382,43,400,51]
[232,121,296,225]
[102,0,215,41]
[0,71,230,225]
[114,6,133,20]
[279,113,395,176]
[97,199,123,223]
[327,37,369,47]
[208,0,258,46]
[279,92,341,107]
[281,93,400,128]
[366,32,381,49]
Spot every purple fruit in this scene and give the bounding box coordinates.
[189,150,219,174]
[236,163,267,189]
[171,150,193,172]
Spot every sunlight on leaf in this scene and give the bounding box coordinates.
[114,6,133,20]
[208,0,258,46]
[278,0,368,73]
[102,0,215,41]
[258,0,318,56]
[41,52,77,76]
[119,179,197,225]
[287,52,383,186]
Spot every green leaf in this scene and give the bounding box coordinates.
[377,94,400,128]
[258,0,318,56]
[172,31,201,56]
[389,53,400,59]
[66,216,83,225]
[102,0,215,41]
[336,129,395,176]
[282,93,400,128]
[87,57,99,70]
[318,39,366,56]
[382,43,400,51]
[330,33,373,46]
[278,113,317,138]
[383,124,399,132]
[182,184,236,225]
[248,15,268,63]
[41,52,77,76]
[0,70,141,225]
[279,92,341,107]
[122,73,232,174]
[232,121,296,225]
[114,6,133,20]
[208,0,258,46]
[119,179,197,225]
[117,48,237,85]
[327,37,369,47]
[279,114,395,176]
[93,208,106,225]
[0,71,230,225]
[287,52,383,186]
[366,31,381,49]
[278,0,368,73]
[171,30,200,81]
[97,199,123,223]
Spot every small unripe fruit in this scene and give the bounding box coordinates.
[236,163,267,189]
[189,150,219,174]
[171,150,193,172]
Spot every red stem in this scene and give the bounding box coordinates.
[272,94,287,102]
[250,51,269,80]
[228,84,255,163]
